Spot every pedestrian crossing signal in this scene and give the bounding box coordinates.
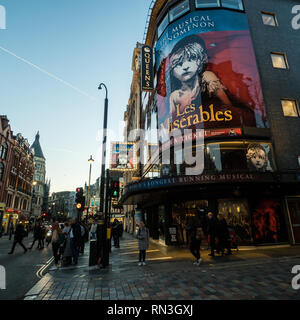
[111,180,119,198]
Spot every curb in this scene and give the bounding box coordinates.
[24,273,53,299]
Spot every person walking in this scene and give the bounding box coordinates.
[112,219,120,248]
[62,222,72,266]
[89,220,97,240]
[8,221,14,240]
[207,212,218,257]
[39,224,46,249]
[28,221,43,250]
[186,217,203,266]
[79,222,86,254]
[136,221,149,266]
[49,222,62,270]
[8,223,28,254]
[216,214,232,255]
[70,219,82,265]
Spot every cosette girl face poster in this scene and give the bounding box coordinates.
[155,9,269,135]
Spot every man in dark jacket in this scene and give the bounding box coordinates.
[112,219,120,248]
[207,212,218,257]
[216,214,232,255]
[70,219,82,265]
[28,221,43,250]
[186,217,202,266]
[8,223,27,254]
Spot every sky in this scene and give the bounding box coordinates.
[0,0,151,193]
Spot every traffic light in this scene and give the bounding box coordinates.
[75,187,85,212]
[111,180,119,198]
[42,213,46,217]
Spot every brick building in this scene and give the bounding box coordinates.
[0,116,35,233]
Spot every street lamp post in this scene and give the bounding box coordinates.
[98,83,108,216]
[97,82,109,268]
[87,155,94,223]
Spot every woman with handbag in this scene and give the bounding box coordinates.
[49,222,62,270]
[136,221,149,266]
[62,222,72,267]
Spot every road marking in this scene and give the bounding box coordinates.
[36,257,54,279]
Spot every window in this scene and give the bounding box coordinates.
[169,0,190,22]
[221,0,244,10]
[157,14,169,39]
[207,142,248,172]
[14,197,19,209]
[196,0,220,8]
[262,12,277,26]
[271,53,288,69]
[6,193,12,207]
[0,142,8,160]
[0,163,4,181]
[281,99,299,117]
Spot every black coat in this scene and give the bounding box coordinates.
[14,224,26,241]
[217,218,230,241]
[71,223,82,245]
[33,225,41,238]
[207,217,218,236]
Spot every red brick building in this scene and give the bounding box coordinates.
[0,115,35,233]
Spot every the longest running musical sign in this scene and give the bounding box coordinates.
[141,45,154,92]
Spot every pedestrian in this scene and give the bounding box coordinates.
[186,217,203,266]
[8,223,28,254]
[49,222,62,270]
[216,214,232,255]
[118,221,124,238]
[79,222,86,254]
[8,221,14,240]
[28,221,43,250]
[62,222,72,266]
[70,218,82,265]
[112,219,120,248]
[39,224,46,249]
[89,220,97,240]
[207,212,218,257]
[136,221,149,266]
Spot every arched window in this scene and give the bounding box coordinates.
[0,163,4,181]
[0,142,8,160]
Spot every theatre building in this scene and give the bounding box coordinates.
[120,0,300,247]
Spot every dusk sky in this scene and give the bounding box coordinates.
[0,0,150,193]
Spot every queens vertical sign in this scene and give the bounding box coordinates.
[141,45,154,92]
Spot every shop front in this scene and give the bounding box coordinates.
[121,171,294,248]
[1,211,19,234]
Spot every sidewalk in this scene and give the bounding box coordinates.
[23,232,300,300]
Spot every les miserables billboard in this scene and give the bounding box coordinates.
[155,9,269,136]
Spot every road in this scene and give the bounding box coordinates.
[0,233,53,300]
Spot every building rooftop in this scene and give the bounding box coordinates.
[30,131,45,159]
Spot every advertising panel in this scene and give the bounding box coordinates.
[251,198,288,244]
[155,10,268,136]
[110,142,136,171]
